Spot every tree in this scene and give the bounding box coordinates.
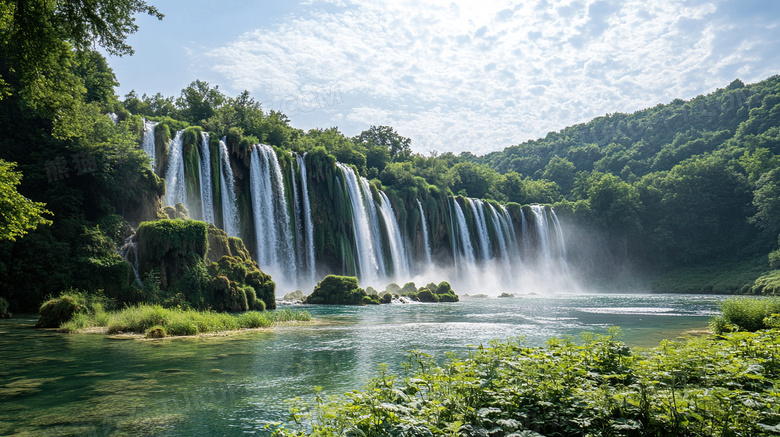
[445,162,497,199]
[1,0,162,108]
[0,159,53,241]
[751,168,780,240]
[354,125,412,162]
[176,80,226,125]
[573,172,641,236]
[542,156,576,194]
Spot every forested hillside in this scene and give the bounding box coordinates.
[467,77,780,285]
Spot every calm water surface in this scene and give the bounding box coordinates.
[0,294,723,436]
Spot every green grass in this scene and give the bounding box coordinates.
[710,296,780,333]
[60,304,311,336]
[274,328,780,437]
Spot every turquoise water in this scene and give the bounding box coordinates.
[0,294,723,436]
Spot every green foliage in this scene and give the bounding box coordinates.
[0,159,53,241]
[36,289,111,329]
[61,304,311,336]
[752,270,780,295]
[0,296,11,318]
[277,329,780,437]
[770,250,780,269]
[710,296,780,333]
[305,275,378,305]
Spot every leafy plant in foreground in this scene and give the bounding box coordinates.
[273,328,780,437]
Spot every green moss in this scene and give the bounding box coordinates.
[145,325,167,338]
[137,219,209,289]
[207,255,275,310]
[413,281,459,303]
[305,275,377,305]
[206,224,251,262]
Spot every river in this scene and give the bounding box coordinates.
[0,293,723,436]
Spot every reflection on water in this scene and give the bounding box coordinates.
[0,294,723,435]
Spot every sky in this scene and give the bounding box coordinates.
[108,0,780,156]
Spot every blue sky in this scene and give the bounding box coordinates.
[109,0,780,155]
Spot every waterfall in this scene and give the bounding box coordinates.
[118,234,142,286]
[297,154,316,284]
[290,153,304,272]
[338,163,382,285]
[144,124,577,294]
[359,177,386,279]
[500,205,523,263]
[163,130,187,210]
[417,199,432,265]
[219,138,239,237]
[451,198,476,267]
[250,145,296,283]
[108,112,118,124]
[487,204,509,262]
[469,199,492,262]
[199,132,214,224]
[550,209,569,264]
[520,207,530,257]
[378,192,410,279]
[530,204,552,262]
[142,119,157,170]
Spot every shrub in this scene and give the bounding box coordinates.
[277,331,780,437]
[770,249,780,268]
[710,296,780,333]
[0,297,10,318]
[36,293,83,328]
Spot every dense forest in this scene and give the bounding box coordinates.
[1,0,779,315]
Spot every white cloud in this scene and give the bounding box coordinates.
[206,0,780,155]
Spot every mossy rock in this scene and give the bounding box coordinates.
[283,290,305,301]
[401,282,417,295]
[207,255,275,310]
[206,224,251,263]
[145,325,167,338]
[208,275,248,312]
[384,283,402,294]
[305,275,377,305]
[413,282,459,303]
[137,219,209,289]
[416,288,438,302]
